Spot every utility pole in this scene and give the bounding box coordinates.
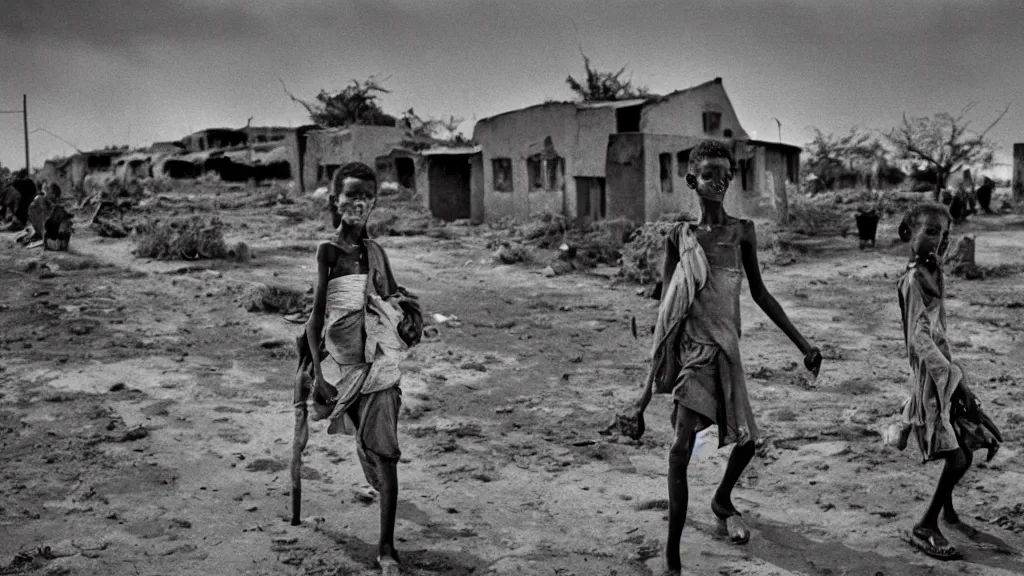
[23,95,29,171]
[773,118,782,143]
[2,95,29,171]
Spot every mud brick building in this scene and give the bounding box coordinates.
[425,78,799,224]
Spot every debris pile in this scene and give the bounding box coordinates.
[134,215,229,260]
[241,283,310,315]
[619,221,678,285]
[786,193,850,237]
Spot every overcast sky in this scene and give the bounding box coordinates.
[2,0,1021,176]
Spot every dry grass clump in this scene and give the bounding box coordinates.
[565,217,637,267]
[367,193,432,237]
[241,283,310,314]
[786,194,850,237]
[134,215,229,260]
[619,221,677,284]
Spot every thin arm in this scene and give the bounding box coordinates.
[305,244,332,384]
[740,222,812,355]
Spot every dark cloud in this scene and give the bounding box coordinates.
[0,0,272,50]
[1,0,1021,169]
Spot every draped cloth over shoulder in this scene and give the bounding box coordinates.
[650,221,758,448]
[898,265,1001,462]
[650,222,709,395]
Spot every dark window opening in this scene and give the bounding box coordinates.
[659,153,673,194]
[87,155,113,169]
[676,149,691,177]
[738,159,750,191]
[615,106,642,133]
[318,163,341,185]
[256,136,267,143]
[546,157,565,191]
[492,158,513,192]
[723,129,733,138]
[702,111,722,134]
[527,156,543,191]
[395,156,416,189]
[375,156,393,179]
[786,154,798,183]
[527,155,565,191]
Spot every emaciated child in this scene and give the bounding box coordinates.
[628,140,822,574]
[291,162,423,576]
[892,203,1002,560]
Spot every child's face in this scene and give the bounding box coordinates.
[688,158,733,203]
[909,212,949,264]
[336,177,376,229]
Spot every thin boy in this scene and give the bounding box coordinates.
[292,162,422,576]
[628,140,822,574]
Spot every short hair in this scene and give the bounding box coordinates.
[687,139,736,174]
[330,161,378,197]
[898,203,951,243]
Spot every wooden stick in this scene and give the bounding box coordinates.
[291,371,311,526]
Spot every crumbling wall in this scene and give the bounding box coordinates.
[473,103,577,222]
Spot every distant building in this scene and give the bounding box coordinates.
[242,126,294,145]
[37,149,126,193]
[179,128,248,153]
[443,77,798,224]
[301,125,429,193]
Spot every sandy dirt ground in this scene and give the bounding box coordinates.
[2,189,1024,576]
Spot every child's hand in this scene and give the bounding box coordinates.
[312,377,338,404]
[803,347,822,377]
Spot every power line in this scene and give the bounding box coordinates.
[30,127,83,154]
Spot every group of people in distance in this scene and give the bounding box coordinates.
[294,139,1002,575]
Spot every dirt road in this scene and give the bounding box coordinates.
[2,200,1023,576]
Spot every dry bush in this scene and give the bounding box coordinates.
[619,221,678,284]
[564,217,637,267]
[786,194,850,237]
[241,283,310,314]
[494,242,532,264]
[134,215,229,260]
[367,194,432,237]
[274,194,328,223]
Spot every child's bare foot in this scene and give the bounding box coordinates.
[905,525,961,560]
[663,551,681,575]
[711,498,750,544]
[376,551,400,575]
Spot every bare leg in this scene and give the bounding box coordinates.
[912,448,968,557]
[713,440,755,516]
[666,406,701,573]
[943,441,973,524]
[711,440,754,543]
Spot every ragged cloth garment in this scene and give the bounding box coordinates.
[293,238,423,487]
[651,220,757,448]
[897,264,1001,462]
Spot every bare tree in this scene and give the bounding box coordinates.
[280,77,397,128]
[803,127,882,193]
[886,104,1009,200]
[566,52,651,103]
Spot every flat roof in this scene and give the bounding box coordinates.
[421,145,481,156]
